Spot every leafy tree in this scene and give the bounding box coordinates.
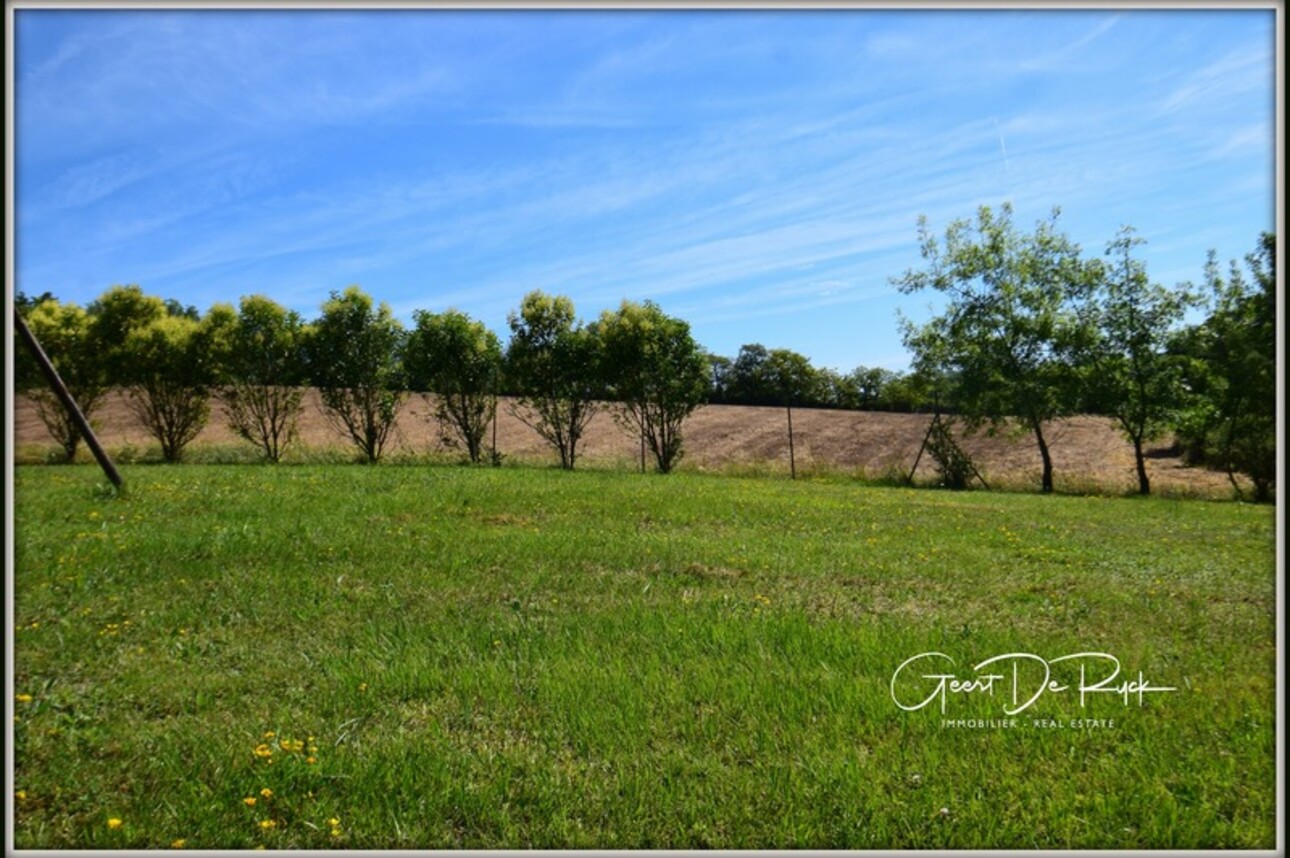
[848,366,897,410]
[722,343,824,407]
[15,290,56,315]
[216,295,310,463]
[164,298,201,320]
[764,348,821,406]
[1174,234,1276,501]
[705,354,733,404]
[726,343,776,405]
[121,307,230,462]
[894,203,1099,493]
[85,285,168,387]
[308,286,406,464]
[594,299,709,473]
[505,291,603,470]
[1080,227,1199,494]
[17,299,108,461]
[404,308,503,464]
[880,367,946,414]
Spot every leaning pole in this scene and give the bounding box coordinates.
[13,309,123,489]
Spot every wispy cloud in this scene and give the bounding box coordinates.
[14,9,1275,371]
[1154,43,1272,117]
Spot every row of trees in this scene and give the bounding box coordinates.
[15,286,711,473]
[896,205,1275,500]
[15,206,1275,496]
[707,344,934,413]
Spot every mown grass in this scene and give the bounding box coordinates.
[11,463,1276,848]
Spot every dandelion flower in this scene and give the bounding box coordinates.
[263,731,275,739]
[15,790,27,801]
[108,818,123,830]
[15,693,32,703]
[253,744,273,758]
[306,757,317,765]
[243,797,257,807]
[171,839,187,849]
[260,788,273,798]
[259,819,277,830]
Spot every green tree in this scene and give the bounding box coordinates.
[1174,234,1276,501]
[404,308,503,464]
[17,299,108,461]
[308,286,406,464]
[764,347,820,478]
[121,307,230,463]
[1081,227,1199,495]
[15,290,56,315]
[705,354,733,404]
[764,348,820,406]
[504,291,603,470]
[894,203,1099,493]
[594,299,709,474]
[847,366,898,411]
[85,284,167,386]
[216,295,310,463]
[726,344,775,405]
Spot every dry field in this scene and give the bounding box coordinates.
[14,388,1244,497]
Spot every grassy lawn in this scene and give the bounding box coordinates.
[10,464,1277,849]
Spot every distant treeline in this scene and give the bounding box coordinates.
[13,205,1276,499]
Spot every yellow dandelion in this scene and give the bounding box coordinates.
[170,839,187,849]
[15,693,32,704]
[253,744,273,758]
[328,818,340,827]
[330,828,342,838]
[306,757,316,765]
[260,788,273,798]
[259,819,277,830]
[243,797,257,807]
[263,731,275,739]
[358,683,368,692]
[107,818,123,830]
[15,790,27,801]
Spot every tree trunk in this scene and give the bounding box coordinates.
[1132,434,1151,495]
[1030,416,1054,494]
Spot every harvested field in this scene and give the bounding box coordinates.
[14,388,1244,498]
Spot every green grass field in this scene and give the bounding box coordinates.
[11,464,1277,849]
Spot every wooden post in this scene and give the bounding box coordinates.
[786,402,796,480]
[490,397,499,466]
[14,309,123,488]
[908,412,939,485]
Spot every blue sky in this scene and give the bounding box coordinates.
[12,8,1277,372]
